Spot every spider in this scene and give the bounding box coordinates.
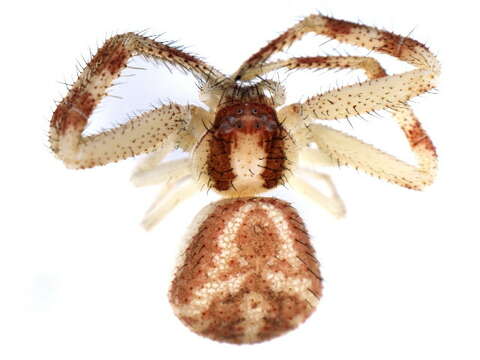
[49,14,439,344]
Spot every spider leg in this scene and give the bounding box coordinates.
[142,175,199,230]
[308,110,436,190]
[298,147,337,168]
[237,17,439,178]
[273,54,435,121]
[234,14,439,80]
[50,33,223,169]
[238,56,387,81]
[288,168,346,218]
[131,158,191,187]
[51,103,194,169]
[131,106,211,177]
[131,136,177,176]
[275,56,437,190]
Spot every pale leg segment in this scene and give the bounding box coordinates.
[275,55,437,190]
[130,155,197,230]
[51,104,194,169]
[142,175,200,231]
[309,120,436,190]
[131,158,191,187]
[298,147,337,168]
[131,136,177,176]
[288,168,346,218]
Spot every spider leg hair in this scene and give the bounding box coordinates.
[131,136,177,175]
[50,32,223,169]
[238,56,387,81]
[273,55,437,190]
[234,14,439,81]
[309,116,436,190]
[51,103,195,169]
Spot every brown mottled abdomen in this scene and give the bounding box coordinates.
[169,197,321,344]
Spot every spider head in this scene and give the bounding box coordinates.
[213,102,278,136]
[199,79,286,111]
[193,100,296,197]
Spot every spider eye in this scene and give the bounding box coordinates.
[255,121,260,129]
[251,108,258,115]
[261,115,278,131]
[236,109,244,115]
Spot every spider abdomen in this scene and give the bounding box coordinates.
[169,197,321,344]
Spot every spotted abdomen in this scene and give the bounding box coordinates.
[169,197,321,344]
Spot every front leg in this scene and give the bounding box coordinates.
[51,103,194,169]
[49,33,223,169]
[235,14,439,80]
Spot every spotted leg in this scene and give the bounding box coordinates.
[50,32,225,169]
[234,13,439,81]
[272,55,437,189]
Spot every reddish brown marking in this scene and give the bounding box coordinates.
[207,134,235,191]
[294,57,329,66]
[201,282,312,343]
[133,35,211,74]
[170,198,321,344]
[207,102,286,191]
[171,200,246,304]
[51,89,96,134]
[324,17,354,38]
[247,31,292,66]
[377,32,428,59]
[406,120,437,155]
[261,129,288,189]
[88,36,131,76]
[162,43,204,66]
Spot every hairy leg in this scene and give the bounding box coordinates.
[273,55,437,189]
[234,14,439,80]
[50,32,223,169]
[51,103,196,169]
[309,116,436,190]
[239,56,388,81]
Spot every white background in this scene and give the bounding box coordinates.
[1,0,479,359]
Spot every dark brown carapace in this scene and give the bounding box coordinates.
[207,102,288,193]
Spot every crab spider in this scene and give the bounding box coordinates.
[49,14,439,344]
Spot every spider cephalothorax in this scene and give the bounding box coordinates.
[208,101,285,190]
[50,14,439,344]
